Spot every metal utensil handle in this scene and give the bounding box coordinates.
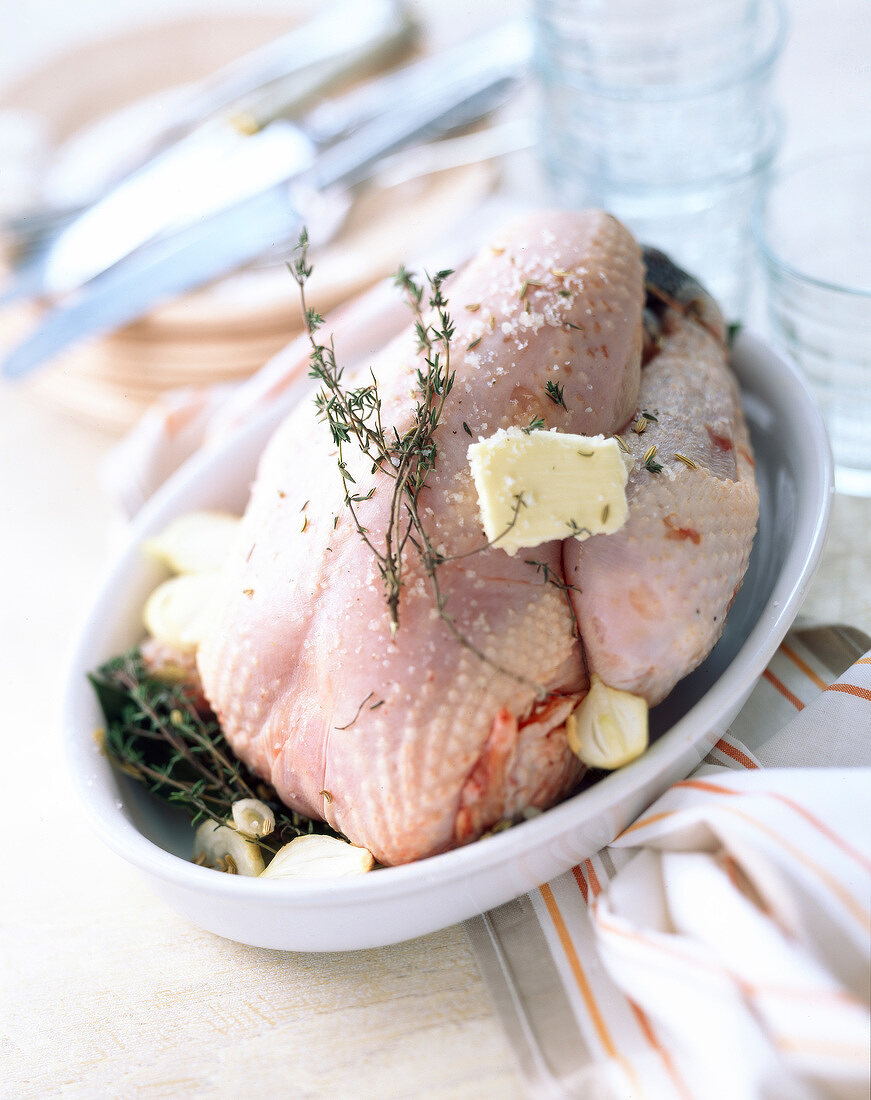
[308,22,530,191]
[233,11,418,135]
[166,0,407,141]
[304,21,530,148]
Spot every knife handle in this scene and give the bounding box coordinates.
[228,11,418,137]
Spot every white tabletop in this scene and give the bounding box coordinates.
[2,2,870,1097]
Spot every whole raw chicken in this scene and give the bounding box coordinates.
[197,211,758,866]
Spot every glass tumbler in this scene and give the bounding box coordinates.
[535,0,766,89]
[754,146,871,496]
[534,0,786,319]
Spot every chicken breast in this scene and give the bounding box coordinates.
[198,210,645,865]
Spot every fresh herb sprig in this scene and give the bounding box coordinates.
[525,559,584,645]
[90,649,342,853]
[290,231,545,695]
[289,232,457,637]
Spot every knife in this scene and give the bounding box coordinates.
[5,0,411,232]
[2,4,417,306]
[2,23,530,380]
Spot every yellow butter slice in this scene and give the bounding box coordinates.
[468,428,629,555]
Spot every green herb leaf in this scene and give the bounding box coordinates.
[90,649,344,854]
[521,415,546,434]
[545,380,567,409]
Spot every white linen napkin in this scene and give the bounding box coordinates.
[468,631,871,1100]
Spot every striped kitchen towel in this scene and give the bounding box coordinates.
[467,626,871,1100]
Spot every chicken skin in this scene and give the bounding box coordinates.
[197,214,757,865]
[198,210,644,864]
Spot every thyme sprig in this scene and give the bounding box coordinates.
[290,231,545,695]
[289,232,457,637]
[90,650,343,853]
[525,559,583,643]
[566,518,593,538]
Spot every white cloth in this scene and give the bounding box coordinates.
[596,767,870,1099]
[524,649,871,1100]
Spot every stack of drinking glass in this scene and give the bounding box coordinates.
[534,0,786,319]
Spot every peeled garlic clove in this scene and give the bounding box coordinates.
[144,511,241,574]
[566,674,648,770]
[260,834,375,879]
[143,572,221,654]
[194,820,265,876]
[231,798,275,839]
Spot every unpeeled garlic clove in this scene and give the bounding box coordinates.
[260,834,375,879]
[144,511,241,574]
[194,820,265,876]
[231,798,275,839]
[143,572,221,654]
[566,674,648,770]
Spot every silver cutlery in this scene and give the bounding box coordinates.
[1,0,415,273]
[1,23,530,380]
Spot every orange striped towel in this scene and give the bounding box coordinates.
[468,626,871,1100]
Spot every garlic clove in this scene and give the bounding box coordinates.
[143,572,221,654]
[260,834,375,879]
[566,674,648,770]
[144,511,241,575]
[231,798,275,839]
[194,820,265,876]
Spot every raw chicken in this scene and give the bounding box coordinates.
[197,212,757,865]
[198,210,644,865]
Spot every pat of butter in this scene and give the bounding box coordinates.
[467,427,629,556]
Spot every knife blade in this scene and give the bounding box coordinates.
[38,121,316,300]
[2,187,309,381]
[2,23,530,380]
[1,3,417,306]
[8,0,410,222]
